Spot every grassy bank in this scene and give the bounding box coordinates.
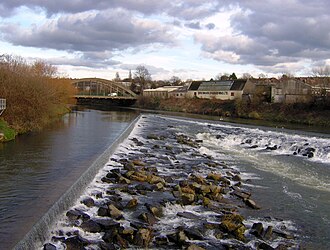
[135,96,330,127]
[0,119,16,142]
[0,55,76,141]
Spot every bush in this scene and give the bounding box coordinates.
[0,55,76,133]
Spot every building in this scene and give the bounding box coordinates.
[186,79,253,100]
[143,86,186,98]
[271,79,312,103]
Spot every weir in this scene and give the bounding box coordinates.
[14,115,141,250]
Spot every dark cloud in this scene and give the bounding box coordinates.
[48,55,121,68]
[0,0,170,17]
[185,22,202,30]
[193,0,330,73]
[206,23,215,30]
[1,9,176,53]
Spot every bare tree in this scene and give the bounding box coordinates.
[312,65,330,76]
[242,73,253,79]
[134,65,151,92]
[169,76,182,86]
[114,72,121,82]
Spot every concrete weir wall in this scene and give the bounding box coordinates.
[14,115,141,250]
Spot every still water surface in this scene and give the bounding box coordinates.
[0,108,138,249]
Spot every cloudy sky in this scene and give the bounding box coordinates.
[1,0,330,80]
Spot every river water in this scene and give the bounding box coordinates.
[1,109,330,249]
[0,108,139,249]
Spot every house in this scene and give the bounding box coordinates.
[271,79,312,103]
[143,86,186,98]
[186,79,253,100]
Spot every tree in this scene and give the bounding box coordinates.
[312,65,330,76]
[169,76,182,86]
[215,73,229,80]
[229,72,237,80]
[134,65,151,92]
[114,72,121,82]
[128,69,132,80]
[242,73,253,79]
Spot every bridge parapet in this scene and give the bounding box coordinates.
[0,98,6,116]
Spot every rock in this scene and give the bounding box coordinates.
[232,175,242,181]
[64,236,85,250]
[132,159,145,166]
[266,145,278,150]
[148,175,165,184]
[115,234,129,248]
[232,190,251,200]
[263,225,273,240]
[250,222,263,238]
[66,209,90,221]
[273,229,294,239]
[207,172,222,181]
[119,176,131,184]
[97,206,109,217]
[99,242,116,250]
[66,210,81,221]
[155,235,168,246]
[245,198,261,209]
[147,134,160,140]
[177,211,199,220]
[80,219,102,233]
[184,228,204,240]
[181,186,195,194]
[134,228,153,247]
[187,244,206,250]
[203,197,211,207]
[220,214,246,241]
[108,204,123,220]
[126,198,138,209]
[145,203,163,217]
[102,228,119,243]
[154,182,164,190]
[81,197,94,207]
[43,243,56,250]
[94,218,120,230]
[181,193,195,205]
[258,242,275,250]
[138,212,158,225]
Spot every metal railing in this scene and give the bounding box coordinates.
[0,98,6,116]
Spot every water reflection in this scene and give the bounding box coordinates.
[0,108,138,249]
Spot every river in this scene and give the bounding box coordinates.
[1,108,330,249]
[0,108,139,249]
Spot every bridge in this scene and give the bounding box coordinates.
[72,78,137,106]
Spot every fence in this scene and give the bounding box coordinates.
[0,98,6,116]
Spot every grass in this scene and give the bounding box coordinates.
[0,118,16,142]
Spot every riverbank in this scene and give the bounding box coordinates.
[0,55,76,142]
[43,114,300,249]
[135,96,330,128]
[0,119,16,142]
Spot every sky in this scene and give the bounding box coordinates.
[1,0,330,81]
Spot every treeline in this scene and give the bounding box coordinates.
[0,55,76,134]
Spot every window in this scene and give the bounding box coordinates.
[231,92,234,96]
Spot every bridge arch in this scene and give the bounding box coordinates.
[72,78,136,98]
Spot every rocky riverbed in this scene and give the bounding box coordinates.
[43,115,299,250]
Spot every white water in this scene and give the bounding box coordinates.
[42,114,330,249]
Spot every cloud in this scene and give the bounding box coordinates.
[1,9,176,53]
[191,0,330,73]
[0,0,170,17]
